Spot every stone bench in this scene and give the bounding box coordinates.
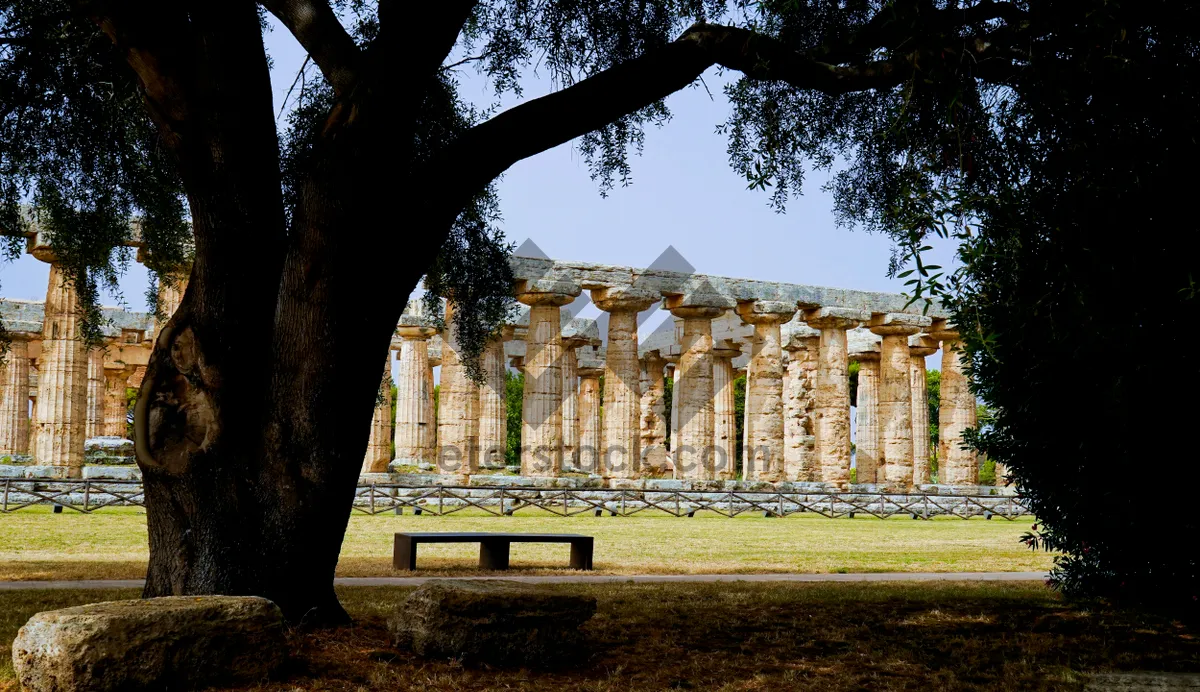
[393,532,594,571]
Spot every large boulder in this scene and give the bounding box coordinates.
[12,596,286,692]
[389,579,596,666]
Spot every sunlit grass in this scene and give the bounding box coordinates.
[0,505,1053,580]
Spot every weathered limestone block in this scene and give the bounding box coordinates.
[869,313,931,487]
[361,353,394,474]
[802,307,869,485]
[852,351,881,484]
[394,325,438,466]
[438,301,480,475]
[85,347,104,439]
[909,334,939,485]
[736,300,796,482]
[518,280,580,476]
[711,340,741,480]
[478,326,513,468]
[11,596,286,692]
[930,324,978,485]
[591,286,657,479]
[668,293,733,479]
[34,262,88,475]
[577,366,603,474]
[388,580,596,666]
[0,334,31,455]
[782,326,819,481]
[639,350,668,475]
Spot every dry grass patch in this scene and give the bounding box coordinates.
[0,507,1053,580]
[2,582,1196,691]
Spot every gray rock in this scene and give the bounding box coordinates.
[11,596,286,692]
[1086,672,1200,690]
[389,579,596,666]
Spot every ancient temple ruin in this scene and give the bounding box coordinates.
[1,243,990,490]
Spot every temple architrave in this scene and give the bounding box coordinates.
[2,251,994,490]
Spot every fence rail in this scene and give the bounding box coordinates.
[0,479,1032,520]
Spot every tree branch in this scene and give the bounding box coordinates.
[262,0,362,97]
[381,0,478,78]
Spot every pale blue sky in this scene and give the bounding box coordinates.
[1,16,959,318]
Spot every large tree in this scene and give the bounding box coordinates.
[2,0,1074,622]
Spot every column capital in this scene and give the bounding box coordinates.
[908,334,940,357]
[396,325,438,340]
[577,366,604,379]
[640,348,666,366]
[868,312,931,336]
[782,325,820,351]
[802,306,870,329]
[665,292,735,319]
[850,347,881,363]
[590,285,658,313]
[735,300,797,325]
[515,279,580,306]
[711,338,742,360]
[509,355,524,372]
[562,317,600,348]
[926,317,960,342]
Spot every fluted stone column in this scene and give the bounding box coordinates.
[361,354,394,474]
[85,347,105,439]
[931,325,978,485]
[994,461,1009,486]
[518,281,580,476]
[639,350,669,474]
[478,325,513,469]
[148,263,190,342]
[909,335,939,485]
[736,301,796,481]
[101,367,133,438]
[853,351,881,484]
[559,333,590,471]
[782,327,819,481]
[0,334,32,455]
[35,262,88,475]
[394,325,437,467]
[802,308,869,485]
[437,302,481,475]
[667,296,731,480]
[591,286,657,479]
[869,314,930,487]
[577,366,603,475]
[666,358,680,453]
[711,340,741,480]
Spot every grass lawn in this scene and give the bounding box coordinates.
[2,581,1198,690]
[0,506,1053,580]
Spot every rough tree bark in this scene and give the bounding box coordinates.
[76,0,1023,623]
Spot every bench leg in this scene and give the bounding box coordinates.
[569,538,593,570]
[393,535,417,571]
[479,540,511,570]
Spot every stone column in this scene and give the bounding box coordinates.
[638,350,669,475]
[518,281,580,476]
[869,314,930,487]
[361,353,394,474]
[994,461,1009,486]
[666,358,680,452]
[0,334,32,455]
[667,295,732,480]
[85,347,105,439]
[909,335,939,485]
[736,301,797,481]
[782,327,819,481]
[34,261,88,475]
[591,286,657,479]
[437,301,481,475]
[477,325,513,470]
[425,348,441,462]
[711,340,741,480]
[394,324,438,468]
[930,325,978,485]
[577,366,603,475]
[148,262,190,342]
[801,308,869,486]
[101,367,133,438]
[559,333,590,471]
[852,351,881,484]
